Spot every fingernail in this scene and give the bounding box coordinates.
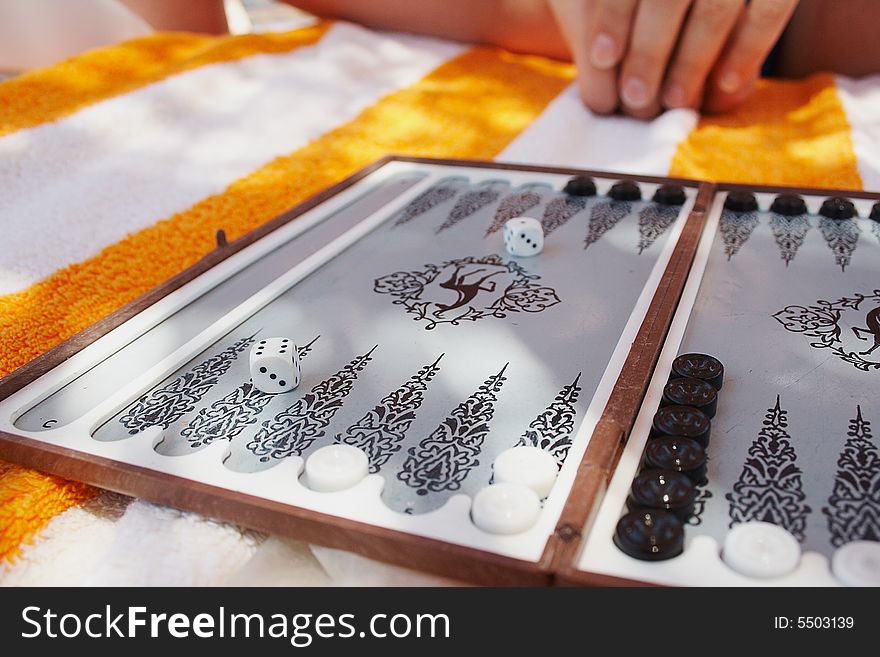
[718,70,741,93]
[622,77,649,108]
[663,83,685,108]
[590,33,617,68]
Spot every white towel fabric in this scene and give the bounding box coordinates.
[1,493,266,586]
[83,499,265,586]
[498,83,699,173]
[224,537,330,587]
[311,546,465,587]
[0,22,464,296]
[0,492,131,585]
[836,74,880,192]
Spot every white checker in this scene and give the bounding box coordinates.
[722,521,801,579]
[831,541,880,587]
[471,483,541,535]
[492,446,558,498]
[304,444,369,493]
[141,425,165,449]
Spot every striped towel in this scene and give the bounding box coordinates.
[1,20,878,586]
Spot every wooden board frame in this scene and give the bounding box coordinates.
[557,180,880,587]
[0,155,708,586]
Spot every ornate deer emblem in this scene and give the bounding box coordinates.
[773,290,880,372]
[435,265,504,316]
[853,306,880,356]
[374,254,561,330]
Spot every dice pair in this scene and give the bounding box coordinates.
[249,337,300,394]
[503,217,543,257]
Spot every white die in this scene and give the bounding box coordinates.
[503,217,544,257]
[249,337,300,394]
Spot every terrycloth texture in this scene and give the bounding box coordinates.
[224,537,330,587]
[836,76,880,191]
[669,75,861,188]
[0,23,464,296]
[497,84,699,173]
[311,546,465,587]
[83,500,264,586]
[0,493,266,586]
[0,463,99,564]
[0,24,331,137]
[1,19,879,585]
[0,492,131,585]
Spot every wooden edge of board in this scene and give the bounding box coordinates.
[714,180,880,201]
[392,155,703,188]
[0,155,709,586]
[549,182,716,586]
[0,430,551,586]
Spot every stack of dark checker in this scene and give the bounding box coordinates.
[613,354,724,561]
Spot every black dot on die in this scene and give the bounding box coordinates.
[269,373,277,380]
[520,232,526,239]
[259,367,267,373]
[282,339,288,342]
[279,349,285,353]
[279,380,286,387]
[260,341,266,344]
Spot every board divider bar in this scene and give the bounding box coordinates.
[550,182,717,585]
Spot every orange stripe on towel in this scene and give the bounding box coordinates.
[0,467,97,563]
[670,74,863,189]
[0,47,573,376]
[0,22,331,138]
[0,47,573,557]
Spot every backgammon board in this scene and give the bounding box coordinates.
[0,157,877,586]
[567,184,880,587]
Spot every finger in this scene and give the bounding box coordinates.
[661,0,743,109]
[587,0,639,70]
[711,0,798,98]
[549,0,622,114]
[703,74,756,113]
[618,0,692,112]
[621,95,664,120]
[577,64,621,115]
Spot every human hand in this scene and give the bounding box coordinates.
[548,0,799,117]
